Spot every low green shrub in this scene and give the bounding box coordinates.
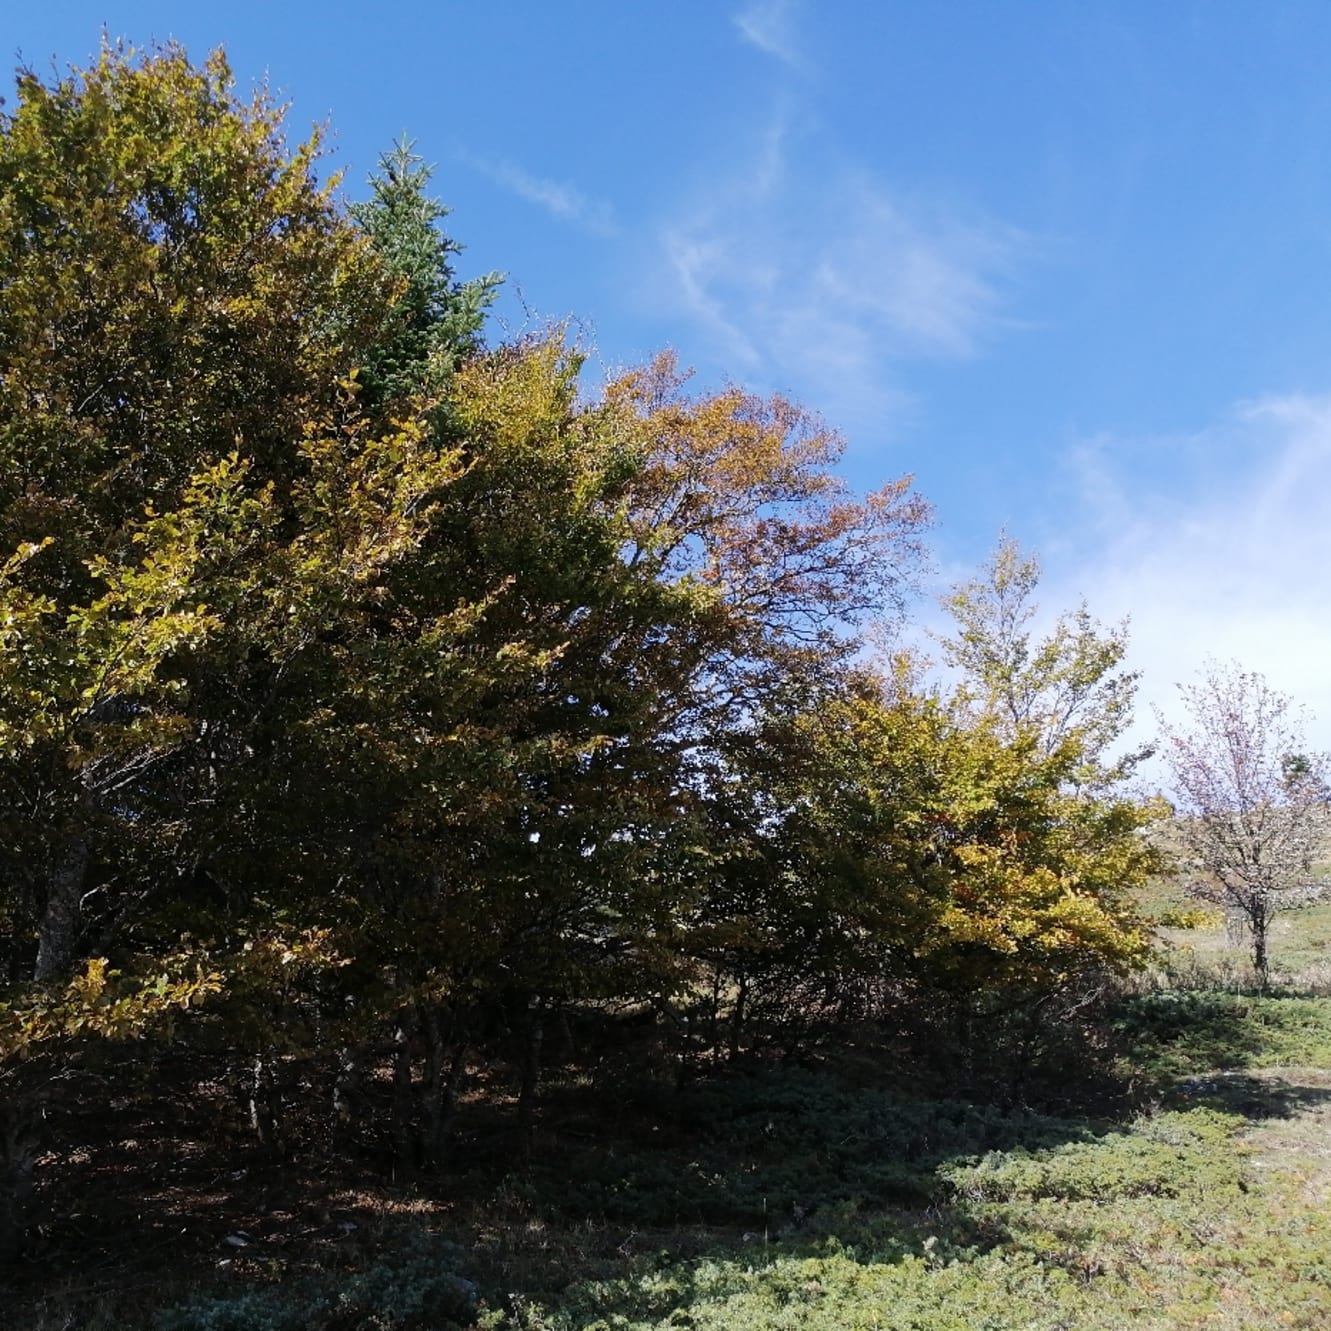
[156,1234,478,1331]
[940,1108,1244,1203]
[525,1069,1091,1229]
[1114,991,1331,1079]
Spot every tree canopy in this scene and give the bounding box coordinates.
[0,43,1168,1262]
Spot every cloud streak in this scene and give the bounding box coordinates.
[734,0,809,73]
[656,128,1023,442]
[458,151,618,236]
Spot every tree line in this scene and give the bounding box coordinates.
[0,46,1171,1258]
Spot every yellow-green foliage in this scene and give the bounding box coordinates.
[757,670,1163,999]
[1153,905,1222,930]
[0,954,221,1057]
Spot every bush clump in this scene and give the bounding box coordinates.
[157,1236,478,1331]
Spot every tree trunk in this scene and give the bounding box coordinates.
[392,1013,417,1182]
[332,1045,362,1147]
[728,974,749,1061]
[420,1004,459,1168]
[954,997,976,1087]
[1252,909,1271,992]
[248,1048,280,1152]
[33,836,89,982]
[516,997,544,1159]
[0,1104,37,1264]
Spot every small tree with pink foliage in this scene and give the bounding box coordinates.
[1158,662,1330,989]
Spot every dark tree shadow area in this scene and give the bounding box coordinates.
[7,991,1331,1329]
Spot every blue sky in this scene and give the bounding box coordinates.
[11,1,1331,755]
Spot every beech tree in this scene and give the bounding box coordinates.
[0,42,404,988]
[1158,662,1330,987]
[698,662,1158,1047]
[674,542,1164,1061]
[0,42,492,1243]
[940,537,1148,780]
[365,345,935,1133]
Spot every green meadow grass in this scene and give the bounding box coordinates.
[42,881,1331,1331]
[476,903,1331,1330]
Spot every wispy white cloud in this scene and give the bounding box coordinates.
[654,124,1023,440]
[663,230,762,370]
[734,0,809,73]
[1046,395,1331,774]
[458,151,618,236]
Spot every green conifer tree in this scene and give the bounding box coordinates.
[349,136,501,415]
